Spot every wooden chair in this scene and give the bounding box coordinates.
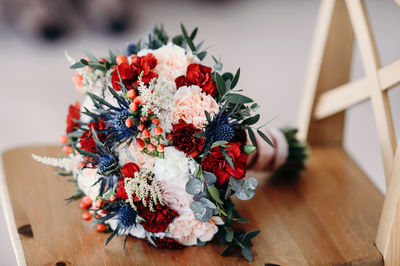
[0,0,399,265]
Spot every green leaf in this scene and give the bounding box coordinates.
[180,24,196,52]
[230,68,240,89]
[244,145,256,154]
[247,128,258,149]
[220,147,235,170]
[87,92,120,111]
[83,48,98,62]
[220,243,234,256]
[225,229,234,242]
[190,27,198,40]
[105,224,120,245]
[257,129,275,148]
[80,59,89,65]
[215,73,226,96]
[225,93,253,104]
[207,185,223,204]
[74,145,98,160]
[204,110,212,123]
[211,140,228,149]
[70,61,85,69]
[109,49,117,65]
[107,86,126,106]
[212,56,223,71]
[172,35,184,46]
[243,114,260,125]
[241,246,253,262]
[197,51,207,61]
[222,72,233,81]
[236,217,249,223]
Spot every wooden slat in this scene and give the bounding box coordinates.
[376,140,400,265]
[297,0,337,141]
[1,145,384,265]
[314,59,400,120]
[345,0,396,182]
[298,0,354,146]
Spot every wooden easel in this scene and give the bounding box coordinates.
[298,0,400,264]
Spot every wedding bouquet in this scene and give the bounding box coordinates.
[33,25,308,261]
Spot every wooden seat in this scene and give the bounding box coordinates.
[2,0,400,265]
[0,145,383,265]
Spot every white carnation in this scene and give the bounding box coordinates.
[153,147,197,189]
[76,168,101,202]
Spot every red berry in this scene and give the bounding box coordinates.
[137,124,145,131]
[152,118,160,125]
[62,145,72,154]
[147,143,155,152]
[157,144,165,152]
[94,199,103,209]
[142,129,150,139]
[82,211,92,221]
[77,161,84,170]
[140,116,148,122]
[166,133,172,141]
[137,138,145,150]
[127,89,136,99]
[99,58,107,63]
[134,97,143,105]
[96,223,106,232]
[109,195,116,202]
[154,126,163,135]
[129,102,138,112]
[116,55,128,65]
[79,201,86,210]
[125,118,133,128]
[81,196,92,209]
[58,135,68,144]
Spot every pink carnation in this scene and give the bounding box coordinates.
[158,181,192,215]
[168,212,224,246]
[151,44,198,84]
[172,85,219,129]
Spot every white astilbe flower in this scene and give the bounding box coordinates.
[32,154,82,175]
[124,169,164,212]
[65,51,111,96]
[137,76,175,132]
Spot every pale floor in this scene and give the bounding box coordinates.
[0,0,399,264]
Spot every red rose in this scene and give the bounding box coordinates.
[137,203,178,233]
[79,119,107,154]
[175,64,217,97]
[152,237,184,249]
[111,53,158,91]
[66,101,81,134]
[116,162,140,200]
[202,142,247,185]
[171,119,204,158]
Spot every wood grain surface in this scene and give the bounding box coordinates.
[1,145,384,265]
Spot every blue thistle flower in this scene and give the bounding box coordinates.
[205,110,237,145]
[125,43,137,56]
[111,109,137,139]
[119,205,137,228]
[98,154,117,175]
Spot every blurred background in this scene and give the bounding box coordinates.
[0,0,399,264]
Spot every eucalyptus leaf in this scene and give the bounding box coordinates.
[225,229,234,242]
[241,246,253,262]
[185,178,203,195]
[244,145,256,154]
[203,171,217,185]
[180,24,196,52]
[211,140,228,149]
[70,61,85,69]
[247,128,258,149]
